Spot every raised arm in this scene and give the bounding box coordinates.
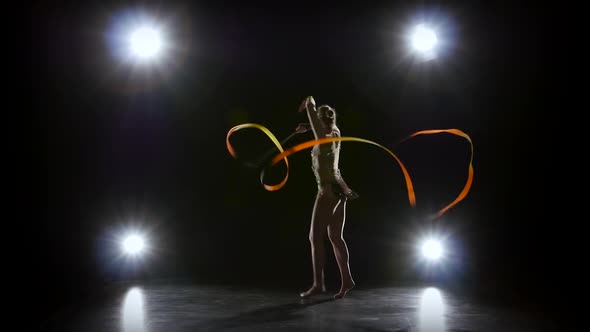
[299,96,329,139]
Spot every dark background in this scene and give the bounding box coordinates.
[27,0,563,324]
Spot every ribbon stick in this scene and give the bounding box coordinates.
[226,123,473,218]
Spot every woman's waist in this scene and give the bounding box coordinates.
[313,166,341,175]
[313,168,342,182]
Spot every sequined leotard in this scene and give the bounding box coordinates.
[311,130,359,200]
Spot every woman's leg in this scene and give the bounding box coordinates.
[300,191,333,298]
[328,198,355,299]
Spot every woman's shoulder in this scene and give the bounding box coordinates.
[328,126,340,137]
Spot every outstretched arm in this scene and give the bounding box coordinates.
[295,123,312,134]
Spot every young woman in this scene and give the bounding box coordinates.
[296,96,358,299]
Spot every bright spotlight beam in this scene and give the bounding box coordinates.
[122,234,146,256]
[129,26,162,60]
[409,24,438,60]
[421,239,443,260]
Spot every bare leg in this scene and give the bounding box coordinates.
[328,199,355,299]
[300,191,332,298]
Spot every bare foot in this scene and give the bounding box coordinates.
[300,285,326,298]
[334,281,355,299]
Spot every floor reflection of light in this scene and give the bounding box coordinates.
[122,287,148,332]
[418,287,446,332]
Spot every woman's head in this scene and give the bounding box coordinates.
[318,105,337,126]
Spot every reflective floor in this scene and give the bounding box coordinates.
[42,284,557,332]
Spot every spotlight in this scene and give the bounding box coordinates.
[409,24,438,60]
[129,26,162,60]
[122,234,146,256]
[421,238,443,260]
[106,10,173,66]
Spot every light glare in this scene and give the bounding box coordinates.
[411,24,438,52]
[122,234,145,255]
[421,239,443,260]
[129,26,162,59]
[122,287,147,332]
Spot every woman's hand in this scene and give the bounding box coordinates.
[295,123,312,134]
[298,96,316,113]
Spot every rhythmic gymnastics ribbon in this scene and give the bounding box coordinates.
[226,123,473,218]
